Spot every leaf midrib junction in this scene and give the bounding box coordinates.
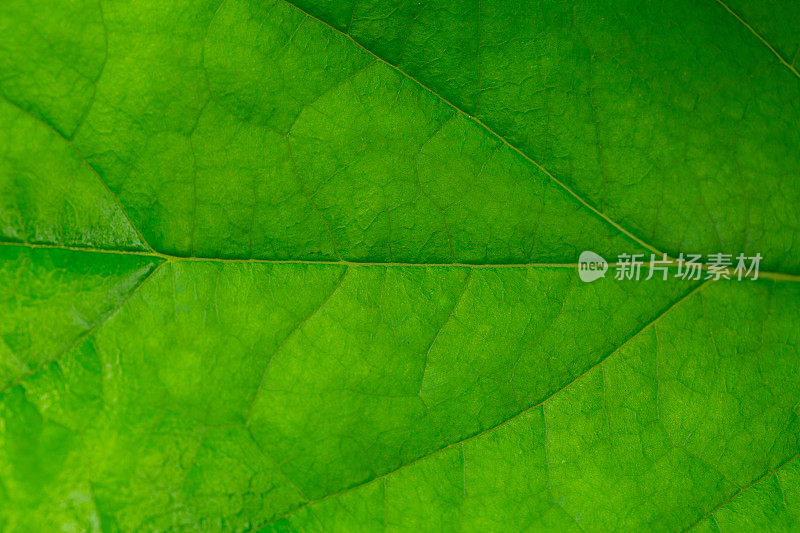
[3,241,799,281]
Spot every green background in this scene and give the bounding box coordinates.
[1,0,799,530]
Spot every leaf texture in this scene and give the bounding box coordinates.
[1,0,799,531]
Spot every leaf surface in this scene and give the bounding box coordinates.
[1,0,800,531]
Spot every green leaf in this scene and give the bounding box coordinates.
[1,0,799,531]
